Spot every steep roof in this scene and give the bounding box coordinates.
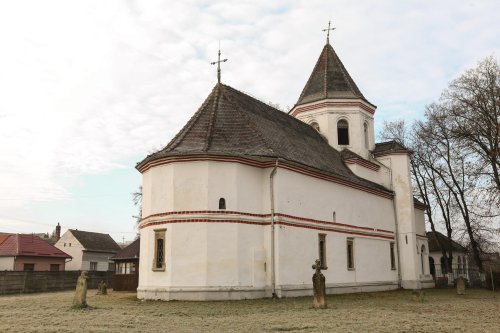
[295,43,374,107]
[112,238,140,260]
[137,83,391,195]
[69,230,121,253]
[427,231,467,253]
[0,234,71,258]
[372,140,411,156]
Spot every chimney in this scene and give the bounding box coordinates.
[55,223,61,241]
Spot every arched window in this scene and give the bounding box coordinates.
[337,119,349,145]
[218,198,226,210]
[364,122,369,149]
[440,256,448,275]
[420,245,426,274]
[310,122,320,132]
[429,257,435,277]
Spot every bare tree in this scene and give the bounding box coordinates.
[444,56,500,198]
[132,186,142,226]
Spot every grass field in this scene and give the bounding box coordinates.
[0,288,498,332]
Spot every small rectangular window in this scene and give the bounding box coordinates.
[318,234,327,269]
[390,242,396,270]
[23,263,35,271]
[153,229,166,271]
[50,264,59,272]
[90,262,98,271]
[347,238,355,270]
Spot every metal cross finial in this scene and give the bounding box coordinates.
[210,41,228,84]
[322,20,336,44]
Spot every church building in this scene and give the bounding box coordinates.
[136,31,435,300]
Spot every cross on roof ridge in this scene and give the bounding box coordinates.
[322,20,335,44]
[210,42,228,84]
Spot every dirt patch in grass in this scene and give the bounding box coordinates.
[0,289,498,332]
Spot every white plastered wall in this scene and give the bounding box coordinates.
[0,257,14,270]
[54,231,83,271]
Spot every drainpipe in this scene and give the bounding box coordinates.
[270,159,279,298]
[378,157,402,288]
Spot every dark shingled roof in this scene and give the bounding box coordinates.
[112,238,140,260]
[137,84,391,195]
[70,230,121,253]
[295,43,374,107]
[340,148,367,161]
[372,140,411,155]
[427,231,467,253]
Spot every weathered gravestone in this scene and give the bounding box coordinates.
[411,289,424,302]
[312,259,327,309]
[97,280,108,295]
[72,271,89,308]
[456,276,466,295]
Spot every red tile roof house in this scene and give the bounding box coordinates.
[0,234,71,271]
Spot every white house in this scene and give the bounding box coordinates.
[136,37,434,301]
[55,229,121,271]
[427,231,469,284]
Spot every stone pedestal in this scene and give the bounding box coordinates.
[312,259,327,309]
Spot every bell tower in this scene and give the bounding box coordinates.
[289,27,376,160]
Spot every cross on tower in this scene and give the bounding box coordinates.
[322,20,335,44]
[210,42,228,84]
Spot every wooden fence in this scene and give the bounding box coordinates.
[0,271,114,295]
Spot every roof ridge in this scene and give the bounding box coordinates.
[166,85,219,152]
[203,84,222,151]
[219,85,275,155]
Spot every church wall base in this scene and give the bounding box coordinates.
[401,278,435,290]
[137,281,400,301]
[137,286,269,301]
[278,281,399,298]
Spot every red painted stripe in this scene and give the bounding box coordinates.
[138,155,393,199]
[344,158,381,171]
[140,219,394,240]
[141,210,394,234]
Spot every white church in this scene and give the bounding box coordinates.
[136,32,435,300]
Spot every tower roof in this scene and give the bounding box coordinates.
[295,43,374,107]
[137,83,390,195]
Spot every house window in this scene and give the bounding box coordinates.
[108,262,115,272]
[337,119,349,145]
[219,198,226,210]
[23,263,35,271]
[153,229,166,271]
[347,238,355,270]
[364,122,369,148]
[390,242,396,270]
[50,264,60,272]
[457,256,462,274]
[90,262,98,271]
[318,234,327,269]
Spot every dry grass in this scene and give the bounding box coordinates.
[0,289,498,332]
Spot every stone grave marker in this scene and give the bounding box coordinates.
[72,271,89,308]
[312,259,327,309]
[456,276,466,295]
[97,280,108,295]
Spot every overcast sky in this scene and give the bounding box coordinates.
[0,0,499,244]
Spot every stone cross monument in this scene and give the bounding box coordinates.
[72,271,89,308]
[312,259,327,309]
